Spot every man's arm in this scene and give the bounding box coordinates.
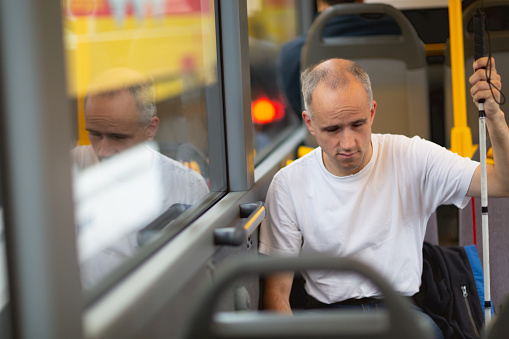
[467,57,509,197]
[263,272,295,313]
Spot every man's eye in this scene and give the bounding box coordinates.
[88,131,100,137]
[325,127,338,133]
[112,134,128,140]
[352,123,364,128]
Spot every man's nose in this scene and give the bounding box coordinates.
[339,129,355,150]
[96,138,117,160]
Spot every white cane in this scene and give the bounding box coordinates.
[473,9,491,324]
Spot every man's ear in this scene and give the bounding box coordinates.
[369,100,377,125]
[303,111,315,136]
[147,117,159,140]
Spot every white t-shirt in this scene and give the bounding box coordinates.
[259,134,479,304]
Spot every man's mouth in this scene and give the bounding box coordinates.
[339,152,356,159]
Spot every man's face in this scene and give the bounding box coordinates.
[84,89,156,161]
[303,80,376,177]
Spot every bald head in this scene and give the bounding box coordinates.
[301,59,373,119]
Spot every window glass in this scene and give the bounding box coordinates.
[62,0,222,291]
[247,0,301,163]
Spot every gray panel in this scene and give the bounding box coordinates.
[486,295,509,338]
[0,0,82,338]
[220,0,255,192]
[459,197,509,314]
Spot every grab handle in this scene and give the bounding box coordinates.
[213,201,265,246]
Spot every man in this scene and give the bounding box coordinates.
[73,68,209,288]
[259,58,506,333]
[277,0,400,117]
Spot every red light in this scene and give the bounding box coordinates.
[251,97,284,124]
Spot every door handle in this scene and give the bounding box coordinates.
[214,201,265,246]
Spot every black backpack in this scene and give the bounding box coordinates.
[414,242,485,339]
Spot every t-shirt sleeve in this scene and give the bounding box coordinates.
[259,173,302,257]
[412,137,479,210]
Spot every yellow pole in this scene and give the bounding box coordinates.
[448,0,476,157]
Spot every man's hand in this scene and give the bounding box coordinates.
[470,57,503,119]
[467,57,509,198]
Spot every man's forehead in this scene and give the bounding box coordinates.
[85,98,144,131]
[85,113,142,129]
[316,111,367,127]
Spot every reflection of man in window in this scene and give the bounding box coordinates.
[72,68,209,288]
[72,68,209,209]
[84,80,159,161]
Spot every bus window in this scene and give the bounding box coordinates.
[247,0,301,163]
[61,0,225,293]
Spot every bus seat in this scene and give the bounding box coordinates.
[443,0,509,148]
[458,197,509,314]
[301,3,430,147]
[485,295,509,339]
[184,256,435,339]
